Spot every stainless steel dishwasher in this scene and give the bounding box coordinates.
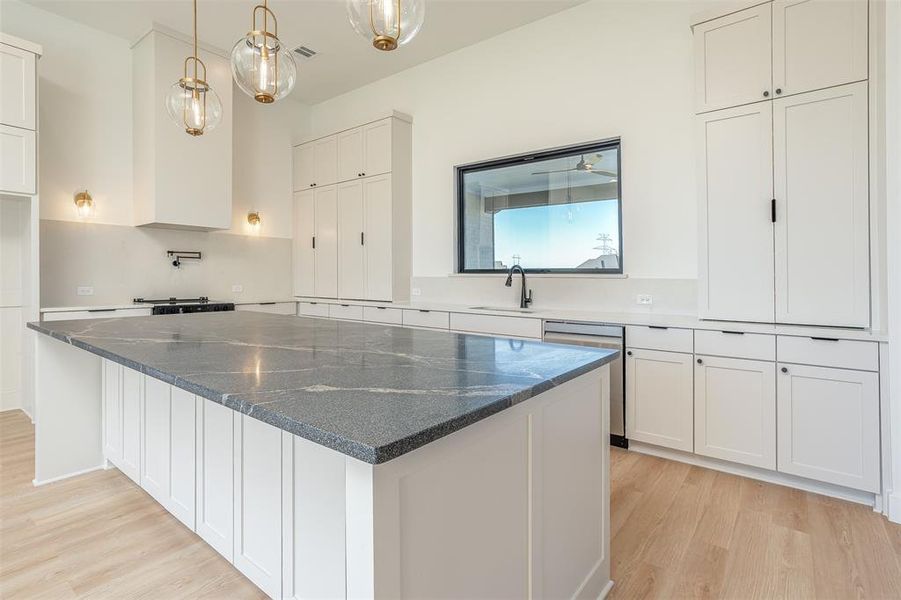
[543,320,627,448]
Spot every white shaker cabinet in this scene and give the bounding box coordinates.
[168,387,196,529]
[337,127,363,183]
[293,190,315,297]
[313,186,339,298]
[337,181,366,299]
[334,118,393,184]
[694,355,776,469]
[141,376,171,505]
[292,144,316,191]
[696,102,774,322]
[777,363,879,492]
[772,0,868,99]
[196,397,235,561]
[363,175,393,301]
[693,3,772,113]
[314,136,338,188]
[773,82,869,327]
[625,348,693,452]
[233,414,284,599]
[0,125,36,195]
[120,367,142,484]
[102,360,123,466]
[0,42,36,130]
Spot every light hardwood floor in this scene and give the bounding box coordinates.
[2,408,900,599]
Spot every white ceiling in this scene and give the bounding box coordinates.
[23,0,584,104]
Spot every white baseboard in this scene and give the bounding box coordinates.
[629,442,876,507]
[889,492,901,524]
[32,463,105,487]
[598,579,615,600]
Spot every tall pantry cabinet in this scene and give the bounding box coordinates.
[694,0,871,328]
[292,114,412,302]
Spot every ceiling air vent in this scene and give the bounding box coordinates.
[292,45,318,60]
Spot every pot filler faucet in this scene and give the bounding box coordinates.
[505,265,533,309]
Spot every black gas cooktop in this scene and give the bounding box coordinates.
[133,297,235,315]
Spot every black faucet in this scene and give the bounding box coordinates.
[505,265,533,309]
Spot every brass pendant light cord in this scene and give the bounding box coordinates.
[192,0,198,81]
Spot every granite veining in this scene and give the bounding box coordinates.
[29,312,617,463]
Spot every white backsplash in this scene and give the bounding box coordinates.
[412,275,697,316]
[40,220,292,307]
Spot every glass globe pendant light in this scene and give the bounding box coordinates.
[231,0,297,104]
[346,0,424,51]
[165,0,222,136]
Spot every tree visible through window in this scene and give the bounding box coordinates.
[458,140,622,273]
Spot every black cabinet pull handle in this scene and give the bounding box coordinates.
[811,337,839,342]
[88,308,116,313]
[781,367,789,373]
[722,330,745,335]
[775,88,782,94]
[763,90,770,97]
[771,198,777,223]
[340,304,350,307]
[419,309,430,313]
[259,302,276,305]
[697,358,703,364]
[312,236,316,249]
[376,306,386,310]
[361,232,364,245]
[648,325,669,330]
[626,351,632,356]
[361,172,365,176]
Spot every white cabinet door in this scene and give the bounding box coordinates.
[337,127,363,183]
[102,360,123,465]
[0,125,35,194]
[362,119,392,177]
[696,102,774,322]
[282,433,347,600]
[292,143,316,190]
[625,349,693,452]
[169,387,196,529]
[120,367,142,484]
[777,363,879,491]
[693,3,772,113]
[293,190,315,297]
[337,180,366,299]
[363,175,393,301]
[694,356,776,469]
[314,135,338,187]
[774,82,869,327]
[196,398,235,561]
[772,0,868,98]
[141,376,171,504]
[314,186,339,298]
[234,414,283,599]
[0,43,36,130]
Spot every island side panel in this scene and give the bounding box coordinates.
[345,365,612,599]
[33,333,104,484]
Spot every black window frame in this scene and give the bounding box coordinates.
[455,137,623,275]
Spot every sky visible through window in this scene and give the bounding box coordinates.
[494,199,620,269]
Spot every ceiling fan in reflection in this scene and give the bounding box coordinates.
[531,154,617,180]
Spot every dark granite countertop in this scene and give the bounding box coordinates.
[29,312,617,464]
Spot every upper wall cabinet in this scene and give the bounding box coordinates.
[693,3,772,113]
[296,119,394,189]
[0,36,40,196]
[772,0,867,98]
[132,30,233,231]
[693,0,868,113]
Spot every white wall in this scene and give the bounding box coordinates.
[311,0,708,284]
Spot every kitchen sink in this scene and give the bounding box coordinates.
[469,306,535,314]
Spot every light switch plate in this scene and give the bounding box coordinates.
[637,294,652,305]
[411,288,422,296]
[232,284,244,293]
[77,286,94,296]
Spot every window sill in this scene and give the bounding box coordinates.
[447,272,630,280]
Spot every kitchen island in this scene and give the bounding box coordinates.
[29,312,616,599]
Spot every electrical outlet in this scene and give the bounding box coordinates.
[232,284,244,293]
[637,294,653,305]
[411,288,422,296]
[77,286,94,296]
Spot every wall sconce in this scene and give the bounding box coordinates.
[74,190,94,218]
[247,211,261,229]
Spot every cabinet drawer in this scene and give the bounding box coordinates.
[777,336,878,371]
[626,325,693,353]
[402,309,449,330]
[363,305,403,325]
[296,301,329,318]
[695,330,775,361]
[449,312,541,339]
[236,302,296,315]
[328,303,363,321]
